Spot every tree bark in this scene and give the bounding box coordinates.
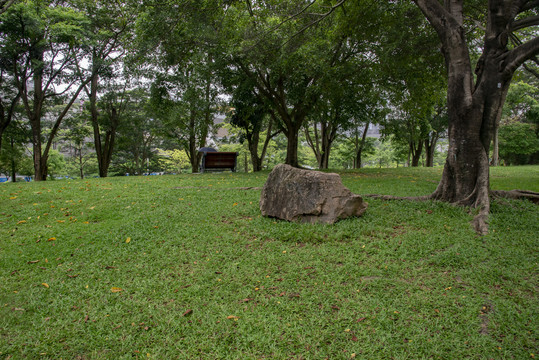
[10,136,16,182]
[424,135,438,167]
[284,124,300,168]
[490,127,499,166]
[410,140,423,167]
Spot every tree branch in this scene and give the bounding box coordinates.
[281,0,346,49]
[511,15,539,32]
[0,0,16,15]
[505,36,539,75]
[521,0,539,12]
[413,0,461,43]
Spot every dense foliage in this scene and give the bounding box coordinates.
[0,0,537,180]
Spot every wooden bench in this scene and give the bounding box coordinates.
[200,152,238,173]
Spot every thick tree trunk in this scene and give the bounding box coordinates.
[285,126,300,168]
[410,140,423,167]
[411,0,539,233]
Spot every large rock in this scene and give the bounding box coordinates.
[260,164,367,224]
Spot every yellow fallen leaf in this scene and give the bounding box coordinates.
[111,287,123,293]
[233,202,238,206]
[126,237,131,243]
[47,237,56,241]
[227,315,239,320]
[42,283,49,288]
[83,221,89,224]
[10,196,17,200]
[17,220,26,224]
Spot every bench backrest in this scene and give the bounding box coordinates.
[201,152,237,172]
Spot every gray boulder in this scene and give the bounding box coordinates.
[260,164,367,224]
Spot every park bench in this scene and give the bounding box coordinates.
[199,152,238,173]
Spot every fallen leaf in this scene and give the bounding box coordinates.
[47,237,56,241]
[227,315,239,320]
[13,307,25,311]
[183,309,193,317]
[110,287,123,293]
[41,283,49,288]
[356,317,366,322]
[17,220,26,224]
[125,237,131,243]
[28,260,39,264]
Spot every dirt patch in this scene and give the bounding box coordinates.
[479,302,494,335]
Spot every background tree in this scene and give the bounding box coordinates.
[110,88,157,175]
[73,0,135,178]
[223,0,349,167]
[225,74,280,172]
[1,1,91,180]
[59,111,94,179]
[0,117,31,181]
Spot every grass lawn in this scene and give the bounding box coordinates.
[1,166,537,359]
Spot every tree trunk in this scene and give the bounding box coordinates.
[79,147,84,179]
[411,140,423,167]
[10,137,16,182]
[412,0,539,233]
[490,126,499,166]
[354,122,369,169]
[424,135,438,167]
[284,125,300,168]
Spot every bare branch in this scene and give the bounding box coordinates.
[265,1,318,34]
[523,62,539,79]
[280,0,346,49]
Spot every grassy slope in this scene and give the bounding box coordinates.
[0,166,537,359]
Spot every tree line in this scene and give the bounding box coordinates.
[1,1,538,228]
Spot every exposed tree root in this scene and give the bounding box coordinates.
[490,190,539,204]
[363,194,433,201]
[364,189,538,236]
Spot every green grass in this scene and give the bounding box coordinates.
[1,166,537,359]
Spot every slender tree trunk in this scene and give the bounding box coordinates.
[79,147,84,179]
[424,135,438,167]
[10,137,16,182]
